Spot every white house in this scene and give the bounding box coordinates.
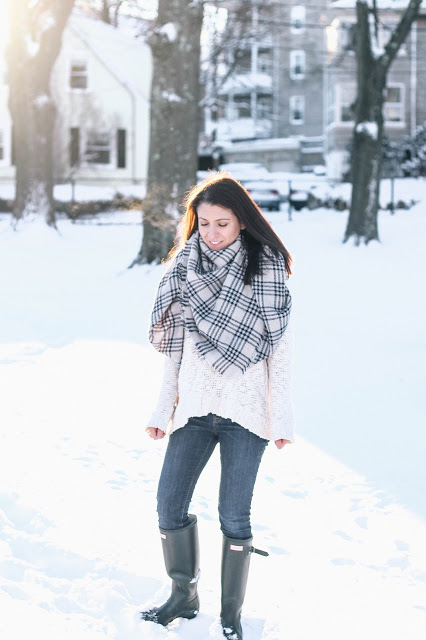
[0,10,152,187]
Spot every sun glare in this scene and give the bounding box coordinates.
[0,1,9,52]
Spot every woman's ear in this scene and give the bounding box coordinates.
[240,223,246,230]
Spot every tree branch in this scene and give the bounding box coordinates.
[380,0,422,72]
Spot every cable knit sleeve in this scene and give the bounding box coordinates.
[147,355,179,433]
[267,321,295,442]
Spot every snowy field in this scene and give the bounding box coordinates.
[1,183,426,639]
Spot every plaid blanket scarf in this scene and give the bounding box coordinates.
[149,232,291,377]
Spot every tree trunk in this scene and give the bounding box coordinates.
[6,0,75,226]
[132,0,204,265]
[344,0,422,244]
[101,1,111,25]
[344,2,385,244]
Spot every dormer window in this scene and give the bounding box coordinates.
[70,60,88,90]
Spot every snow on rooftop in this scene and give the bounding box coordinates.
[221,72,272,94]
[68,11,151,101]
[222,137,301,153]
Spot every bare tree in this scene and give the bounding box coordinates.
[344,0,422,244]
[75,0,151,27]
[131,0,204,265]
[201,2,255,126]
[6,0,76,225]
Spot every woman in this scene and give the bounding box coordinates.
[141,172,294,640]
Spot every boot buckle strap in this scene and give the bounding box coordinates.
[250,546,269,557]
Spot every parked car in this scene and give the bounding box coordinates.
[288,185,309,210]
[242,180,281,211]
[288,178,325,210]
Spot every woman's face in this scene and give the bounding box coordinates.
[197,202,244,251]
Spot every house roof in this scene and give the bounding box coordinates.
[68,11,151,104]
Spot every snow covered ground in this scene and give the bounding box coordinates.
[1,185,426,639]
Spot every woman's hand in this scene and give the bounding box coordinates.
[146,427,166,440]
[274,439,291,450]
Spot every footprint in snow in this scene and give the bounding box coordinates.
[0,494,52,534]
[281,489,308,499]
[387,556,410,570]
[355,516,368,530]
[333,530,352,541]
[395,539,409,551]
[199,511,214,521]
[1,584,29,600]
[268,546,289,556]
[331,558,356,566]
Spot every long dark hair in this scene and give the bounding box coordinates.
[169,172,292,283]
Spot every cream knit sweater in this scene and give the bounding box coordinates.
[148,321,294,442]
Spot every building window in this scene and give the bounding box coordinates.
[85,131,111,165]
[257,95,272,120]
[258,50,272,74]
[70,61,88,90]
[235,50,251,74]
[234,95,251,118]
[117,129,126,168]
[384,85,404,122]
[339,84,356,122]
[291,6,306,34]
[70,128,80,167]
[290,50,305,79]
[290,96,305,124]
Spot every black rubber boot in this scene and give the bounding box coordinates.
[141,514,200,626]
[220,535,268,640]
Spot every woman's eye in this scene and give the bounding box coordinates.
[218,223,228,228]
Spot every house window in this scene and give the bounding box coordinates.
[384,85,404,122]
[339,84,356,122]
[234,95,251,118]
[290,50,305,79]
[290,96,305,125]
[117,129,126,168]
[291,6,306,34]
[70,128,80,167]
[327,82,335,125]
[216,98,226,119]
[85,131,111,164]
[0,128,11,165]
[70,61,88,90]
